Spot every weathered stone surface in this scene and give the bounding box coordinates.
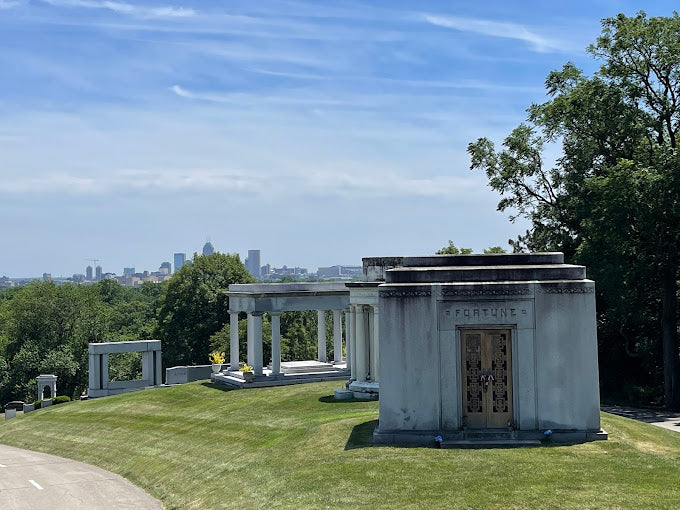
[385,264,586,284]
[376,252,604,444]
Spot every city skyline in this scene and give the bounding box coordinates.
[2,1,674,277]
[1,243,364,279]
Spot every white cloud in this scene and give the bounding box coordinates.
[422,13,564,53]
[42,0,195,19]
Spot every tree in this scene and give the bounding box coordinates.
[436,241,473,255]
[468,11,680,408]
[156,253,254,367]
[0,281,107,402]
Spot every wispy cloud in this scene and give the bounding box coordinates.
[170,85,352,107]
[42,0,195,19]
[422,13,564,53]
[0,0,22,8]
[0,166,481,199]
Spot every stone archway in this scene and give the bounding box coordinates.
[36,374,57,402]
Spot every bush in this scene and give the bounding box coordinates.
[52,396,71,405]
[32,400,41,409]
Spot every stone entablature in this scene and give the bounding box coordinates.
[374,253,605,445]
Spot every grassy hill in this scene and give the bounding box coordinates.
[1,381,679,509]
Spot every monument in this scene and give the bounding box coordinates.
[37,374,57,401]
[372,253,607,445]
[88,340,162,398]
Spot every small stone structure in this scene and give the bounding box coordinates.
[165,365,213,385]
[373,253,607,445]
[88,340,162,398]
[37,374,57,401]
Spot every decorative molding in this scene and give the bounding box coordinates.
[538,286,594,294]
[381,290,432,298]
[441,287,531,297]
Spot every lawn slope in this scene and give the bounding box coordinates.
[1,381,679,509]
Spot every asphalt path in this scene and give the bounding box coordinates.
[0,444,162,510]
[602,405,680,433]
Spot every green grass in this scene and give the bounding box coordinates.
[1,381,680,509]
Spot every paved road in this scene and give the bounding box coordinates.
[0,444,162,510]
[602,405,680,433]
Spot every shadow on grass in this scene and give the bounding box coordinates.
[200,382,238,393]
[344,419,378,450]
[318,395,376,404]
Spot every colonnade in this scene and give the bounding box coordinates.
[228,309,348,376]
[346,303,379,384]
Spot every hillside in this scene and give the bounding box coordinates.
[1,381,679,509]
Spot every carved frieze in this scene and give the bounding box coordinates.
[380,289,432,298]
[441,287,531,297]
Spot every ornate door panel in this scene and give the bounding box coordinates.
[461,329,513,429]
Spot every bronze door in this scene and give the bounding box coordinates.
[461,329,513,429]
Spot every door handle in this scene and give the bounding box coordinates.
[479,372,495,391]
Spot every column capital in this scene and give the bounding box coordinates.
[228,310,240,315]
[270,311,282,317]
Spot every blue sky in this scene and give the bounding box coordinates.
[0,1,675,277]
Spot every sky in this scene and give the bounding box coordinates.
[0,0,677,277]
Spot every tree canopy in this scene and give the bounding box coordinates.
[468,11,680,408]
[156,252,255,368]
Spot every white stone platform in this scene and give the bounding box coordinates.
[211,360,349,389]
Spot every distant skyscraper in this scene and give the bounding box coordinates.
[123,267,135,276]
[86,265,93,280]
[174,253,186,273]
[160,261,171,273]
[95,265,102,281]
[245,249,261,279]
[202,241,214,256]
[43,273,52,282]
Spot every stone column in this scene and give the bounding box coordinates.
[154,350,162,386]
[345,308,353,374]
[101,353,109,390]
[229,310,240,370]
[247,313,254,370]
[372,305,380,382]
[141,351,152,383]
[317,310,327,362]
[355,305,367,381]
[88,353,98,391]
[348,306,356,379]
[333,309,342,363]
[271,312,282,375]
[252,312,264,376]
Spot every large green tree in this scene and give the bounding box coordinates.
[468,12,680,409]
[156,252,254,367]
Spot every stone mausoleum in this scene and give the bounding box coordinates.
[371,253,607,445]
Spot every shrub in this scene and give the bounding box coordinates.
[32,400,41,409]
[52,396,71,405]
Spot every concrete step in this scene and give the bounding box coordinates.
[442,439,541,449]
